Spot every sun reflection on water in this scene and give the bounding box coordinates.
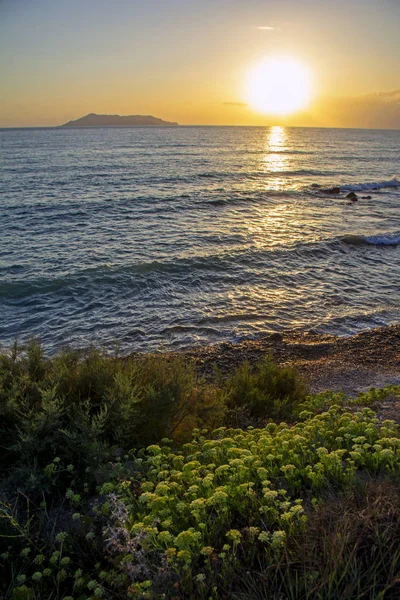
[263,126,290,190]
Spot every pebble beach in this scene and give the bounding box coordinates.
[181,324,400,401]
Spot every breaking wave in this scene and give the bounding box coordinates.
[340,177,400,192]
[342,232,400,246]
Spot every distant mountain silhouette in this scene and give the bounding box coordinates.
[60,113,179,127]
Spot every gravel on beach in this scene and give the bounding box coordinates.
[182,324,400,399]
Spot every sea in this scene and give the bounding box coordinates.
[1,125,400,354]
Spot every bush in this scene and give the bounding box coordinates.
[0,341,226,494]
[3,340,400,599]
[126,355,225,446]
[100,407,400,599]
[224,357,307,421]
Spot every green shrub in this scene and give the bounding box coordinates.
[130,355,226,445]
[100,406,400,599]
[0,341,226,493]
[224,357,307,421]
[2,338,400,599]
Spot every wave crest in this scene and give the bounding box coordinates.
[341,177,400,192]
[342,232,400,246]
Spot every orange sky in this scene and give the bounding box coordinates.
[1,0,399,128]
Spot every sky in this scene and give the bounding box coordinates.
[1,0,400,128]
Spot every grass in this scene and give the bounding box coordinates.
[1,339,400,599]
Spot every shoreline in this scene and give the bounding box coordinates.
[3,323,400,399]
[176,324,400,398]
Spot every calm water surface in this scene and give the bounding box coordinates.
[1,126,399,353]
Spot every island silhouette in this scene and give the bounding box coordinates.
[60,113,178,127]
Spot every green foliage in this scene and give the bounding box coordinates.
[351,383,400,407]
[280,479,400,600]
[0,342,307,493]
[126,355,225,445]
[298,384,400,417]
[0,340,226,493]
[0,492,106,600]
[100,406,400,598]
[224,357,307,420]
[2,339,400,599]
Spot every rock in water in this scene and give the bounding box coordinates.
[346,191,358,201]
[269,332,283,342]
[321,187,341,194]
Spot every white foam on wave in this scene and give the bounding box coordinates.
[342,232,400,246]
[341,177,400,192]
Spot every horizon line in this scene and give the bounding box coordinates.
[1,124,400,132]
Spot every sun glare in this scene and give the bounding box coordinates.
[246,56,313,115]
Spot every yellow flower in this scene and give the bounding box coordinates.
[158,531,174,545]
[140,481,154,492]
[380,448,394,458]
[165,547,177,559]
[155,483,170,496]
[175,529,201,550]
[257,468,270,481]
[258,531,270,543]
[263,490,278,501]
[271,530,286,548]
[226,529,242,544]
[147,445,162,455]
[207,490,228,506]
[177,550,192,563]
[215,465,230,476]
[190,498,206,508]
[139,492,156,504]
[182,460,201,472]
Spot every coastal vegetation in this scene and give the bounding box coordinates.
[1,340,400,599]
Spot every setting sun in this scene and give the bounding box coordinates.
[246,56,313,115]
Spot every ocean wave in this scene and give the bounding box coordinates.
[342,232,400,246]
[340,177,400,192]
[157,169,334,184]
[0,238,346,301]
[2,229,398,303]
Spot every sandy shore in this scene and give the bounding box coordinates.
[181,325,400,399]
